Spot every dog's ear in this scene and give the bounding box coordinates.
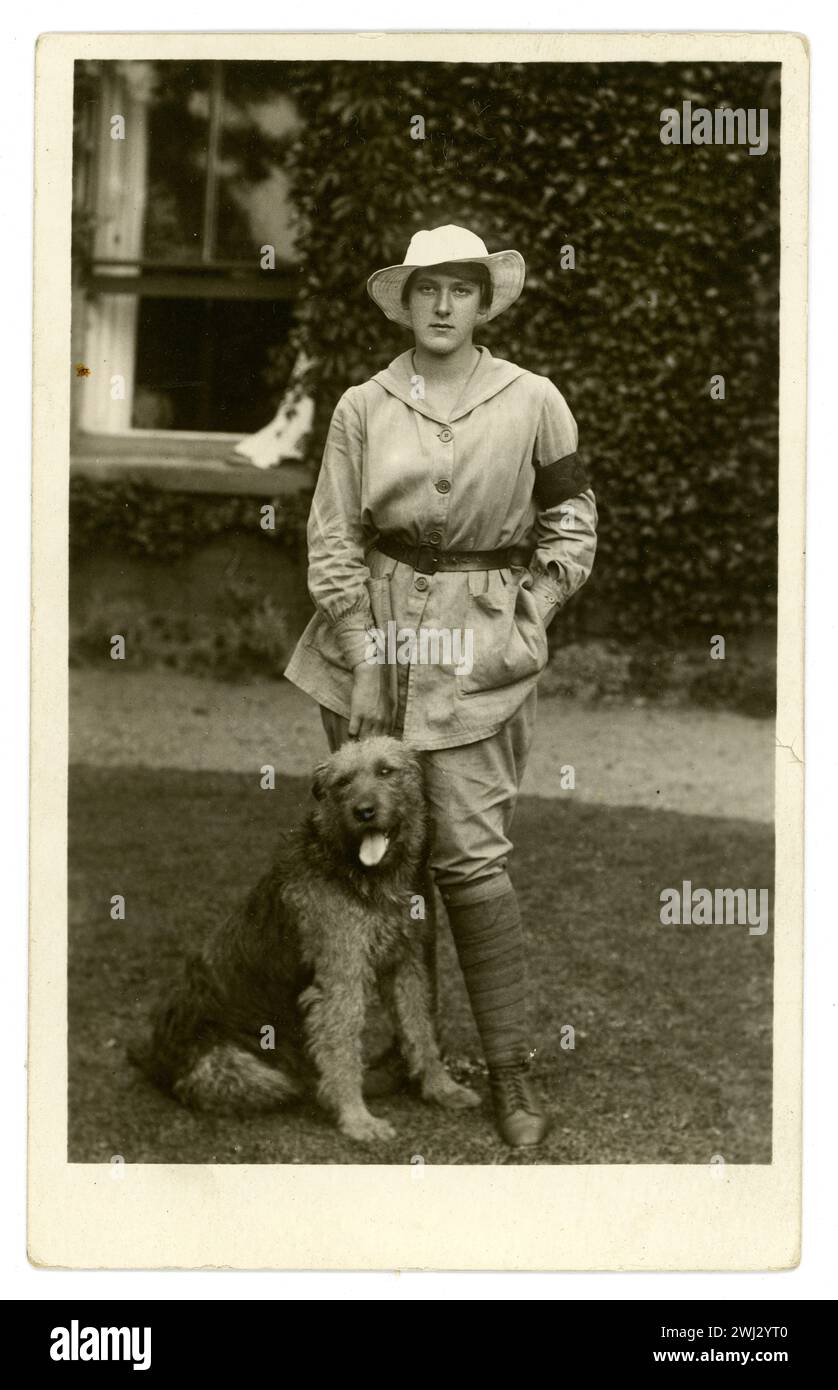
[311,762,329,801]
[397,745,424,779]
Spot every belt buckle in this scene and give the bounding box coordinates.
[415,543,440,575]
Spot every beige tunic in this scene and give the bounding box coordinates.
[284,346,598,750]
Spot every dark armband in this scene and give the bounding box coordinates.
[533,452,591,507]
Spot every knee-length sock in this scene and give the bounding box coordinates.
[445,888,529,1070]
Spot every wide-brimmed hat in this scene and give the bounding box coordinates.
[367,225,526,328]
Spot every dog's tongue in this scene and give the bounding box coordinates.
[359,832,389,867]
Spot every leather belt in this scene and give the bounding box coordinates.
[374,534,532,576]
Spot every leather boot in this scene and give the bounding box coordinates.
[489,1058,551,1147]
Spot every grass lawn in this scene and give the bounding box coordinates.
[68,766,774,1166]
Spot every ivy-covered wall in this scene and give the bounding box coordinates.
[69,480,313,678]
[69,478,311,564]
[277,59,780,643]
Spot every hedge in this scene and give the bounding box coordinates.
[69,478,311,563]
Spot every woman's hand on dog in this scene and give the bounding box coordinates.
[349,661,393,739]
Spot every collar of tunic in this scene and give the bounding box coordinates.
[371,345,528,425]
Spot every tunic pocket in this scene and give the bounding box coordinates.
[457,567,549,696]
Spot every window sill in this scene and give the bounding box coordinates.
[70,432,313,497]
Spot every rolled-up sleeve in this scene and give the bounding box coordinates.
[306,391,376,669]
[527,380,598,625]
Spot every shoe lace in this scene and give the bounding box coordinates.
[491,1063,539,1116]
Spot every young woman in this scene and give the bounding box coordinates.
[285,225,598,1146]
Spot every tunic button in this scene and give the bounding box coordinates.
[439,429,453,443]
[415,576,429,592]
[435,479,451,494]
[427,530,442,545]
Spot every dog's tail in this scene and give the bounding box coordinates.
[172,1043,304,1114]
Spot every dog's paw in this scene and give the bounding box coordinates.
[339,1110,398,1144]
[422,1077,482,1110]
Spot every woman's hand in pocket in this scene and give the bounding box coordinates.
[348,660,393,738]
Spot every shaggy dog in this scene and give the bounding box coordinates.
[135,736,480,1143]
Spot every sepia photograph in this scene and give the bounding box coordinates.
[65,52,784,1166]
[26,29,808,1271]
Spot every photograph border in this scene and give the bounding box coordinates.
[29,28,807,1270]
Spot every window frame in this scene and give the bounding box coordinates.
[72,58,300,450]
